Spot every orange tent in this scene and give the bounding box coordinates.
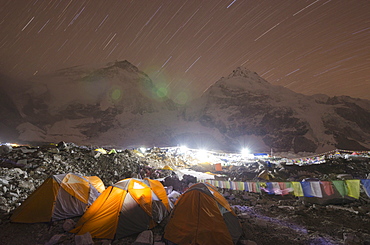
[164,182,242,245]
[10,173,105,223]
[214,163,222,171]
[70,178,171,239]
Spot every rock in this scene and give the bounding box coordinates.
[16,159,27,166]
[238,213,251,219]
[53,154,62,162]
[163,176,183,192]
[99,240,112,245]
[132,230,153,245]
[63,219,76,232]
[0,144,12,154]
[0,178,9,185]
[337,174,353,179]
[254,218,269,228]
[93,152,102,158]
[57,141,68,150]
[223,191,231,198]
[239,240,258,245]
[48,148,60,154]
[19,147,37,153]
[18,180,35,191]
[228,193,236,200]
[153,234,162,242]
[75,232,94,245]
[45,234,66,245]
[0,197,7,205]
[343,233,361,245]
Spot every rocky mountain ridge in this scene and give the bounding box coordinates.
[1,61,370,153]
[184,67,370,153]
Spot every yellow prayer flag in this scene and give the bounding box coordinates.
[292,182,304,197]
[345,179,360,199]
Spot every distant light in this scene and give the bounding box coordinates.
[139,147,147,154]
[241,148,254,159]
[241,148,250,156]
[196,149,209,162]
[179,145,188,154]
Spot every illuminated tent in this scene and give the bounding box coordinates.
[162,165,173,170]
[164,182,242,245]
[70,178,171,239]
[10,173,105,223]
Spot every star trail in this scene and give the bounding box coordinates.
[0,0,369,102]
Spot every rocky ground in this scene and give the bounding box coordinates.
[0,142,370,245]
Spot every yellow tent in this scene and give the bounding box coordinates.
[162,165,173,170]
[10,173,105,223]
[164,182,242,245]
[70,178,171,239]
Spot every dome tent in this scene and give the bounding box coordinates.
[70,178,171,239]
[10,173,105,223]
[164,182,242,245]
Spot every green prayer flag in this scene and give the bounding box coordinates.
[332,180,347,196]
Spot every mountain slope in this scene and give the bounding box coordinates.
[11,60,177,145]
[183,67,370,153]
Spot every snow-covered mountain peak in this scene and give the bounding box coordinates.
[207,67,276,98]
[227,67,260,79]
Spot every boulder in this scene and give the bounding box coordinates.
[132,230,153,245]
[0,144,12,154]
[75,232,94,245]
[45,234,66,245]
[63,219,76,232]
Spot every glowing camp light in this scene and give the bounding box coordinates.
[196,149,209,162]
[241,148,254,159]
[178,145,188,154]
[241,148,250,156]
[139,147,147,154]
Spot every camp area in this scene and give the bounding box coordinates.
[0,143,370,244]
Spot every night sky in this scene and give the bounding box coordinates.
[1,0,369,103]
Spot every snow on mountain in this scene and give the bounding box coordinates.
[183,67,370,153]
[8,60,174,145]
[1,63,370,154]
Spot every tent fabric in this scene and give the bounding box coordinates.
[162,165,173,170]
[10,173,105,223]
[84,176,106,193]
[361,179,370,198]
[70,178,171,240]
[214,163,222,171]
[164,182,242,245]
